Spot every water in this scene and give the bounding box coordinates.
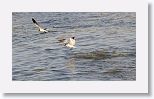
[12,12,136,81]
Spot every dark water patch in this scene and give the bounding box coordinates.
[53,25,72,29]
[103,68,123,75]
[54,24,93,29]
[47,57,57,60]
[39,32,48,34]
[75,70,97,75]
[73,50,135,60]
[44,48,55,51]
[32,68,47,72]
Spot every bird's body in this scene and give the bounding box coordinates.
[39,28,48,33]
[32,18,49,33]
[58,37,76,48]
[65,37,76,48]
[65,44,76,48]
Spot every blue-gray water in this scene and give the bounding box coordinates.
[12,12,136,81]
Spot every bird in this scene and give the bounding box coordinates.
[58,37,76,48]
[32,18,49,33]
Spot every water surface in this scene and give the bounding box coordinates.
[12,12,136,81]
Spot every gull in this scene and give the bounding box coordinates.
[32,18,49,33]
[58,37,76,48]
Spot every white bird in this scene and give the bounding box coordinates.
[58,37,76,48]
[32,18,49,33]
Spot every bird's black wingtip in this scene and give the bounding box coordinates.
[32,18,36,23]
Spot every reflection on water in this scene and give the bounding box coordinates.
[12,12,136,81]
[66,58,76,75]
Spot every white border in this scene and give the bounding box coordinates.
[0,0,148,93]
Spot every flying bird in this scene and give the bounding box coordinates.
[58,37,76,48]
[32,18,49,33]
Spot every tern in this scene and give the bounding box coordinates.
[32,18,49,33]
[58,37,76,48]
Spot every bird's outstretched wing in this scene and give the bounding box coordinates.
[32,18,43,29]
